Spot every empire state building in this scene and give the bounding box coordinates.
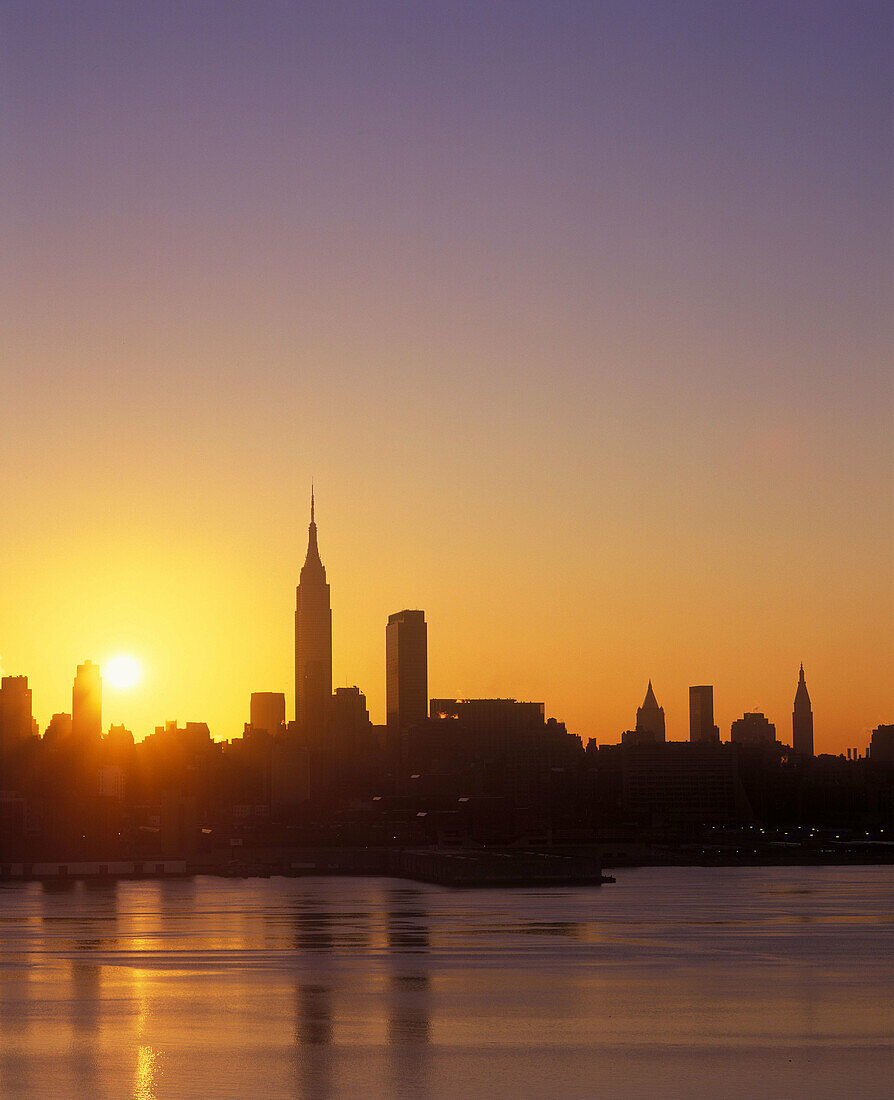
[295,491,332,732]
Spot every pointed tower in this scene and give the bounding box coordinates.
[635,681,666,743]
[295,489,332,733]
[792,664,813,756]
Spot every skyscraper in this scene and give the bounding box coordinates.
[295,490,332,732]
[386,610,428,731]
[250,692,286,735]
[635,681,666,743]
[731,711,776,747]
[689,685,720,743]
[792,664,814,756]
[72,660,102,745]
[0,676,35,749]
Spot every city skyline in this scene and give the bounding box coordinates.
[0,491,881,756]
[0,6,890,1098]
[1,2,891,752]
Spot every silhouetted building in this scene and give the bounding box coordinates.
[730,711,776,748]
[792,664,814,756]
[431,698,544,729]
[0,675,35,749]
[98,765,125,800]
[329,686,375,766]
[331,686,370,733]
[870,724,894,764]
[43,712,73,743]
[386,610,428,731]
[72,661,102,746]
[689,685,719,743]
[105,724,135,752]
[271,734,311,808]
[427,699,581,768]
[635,681,666,743]
[251,692,286,735]
[622,743,746,826]
[295,490,332,734]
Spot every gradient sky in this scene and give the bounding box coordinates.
[1,1,891,751]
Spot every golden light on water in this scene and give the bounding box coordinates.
[105,654,142,691]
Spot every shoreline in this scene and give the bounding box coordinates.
[2,844,892,887]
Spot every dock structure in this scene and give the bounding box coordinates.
[1,849,612,888]
[266,847,612,887]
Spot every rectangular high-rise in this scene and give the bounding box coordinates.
[250,692,286,735]
[386,610,428,730]
[0,676,34,749]
[689,685,719,743]
[72,660,102,745]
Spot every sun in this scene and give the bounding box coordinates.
[104,654,142,690]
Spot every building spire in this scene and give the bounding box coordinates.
[642,680,659,709]
[301,486,324,578]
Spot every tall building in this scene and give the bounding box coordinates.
[386,610,428,731]
[72,660,102,746]
[330,686,374,756]
[43,712,73,743]
[792,664,814,756]
[635,681,666,743]
[250,692,285,735]
[689,685,719,743]
[0,676,35,749]
[730,711,776,748]
[295,490,332,732]
[870,724,894,763]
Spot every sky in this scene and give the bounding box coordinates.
[1,1,891,751]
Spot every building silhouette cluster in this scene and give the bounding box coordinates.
[1,494,892,867]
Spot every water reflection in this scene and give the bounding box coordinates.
[133,1044,160,1100]
[386,888,432,1098]
[0,870,889,1099]
[296,983,333,1046]
[386,888,430,953]
[388,973,431,1044]
[69,957,102,1097]
[294,982,333,1100]
[0,960,32,1095]
[293,903,335,954]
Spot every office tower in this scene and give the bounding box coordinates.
[72,660,102,745]
[730,711,776,747]
[0,676,34,749]
[43,712,73,743]
[295,490,332,731]
[689,685,720,743]
[251,692,286,735]
[329,686,374,757]
[635,681,666,743]
[870,724,894,763]
[387,610,428,730]
[792,664,814,756]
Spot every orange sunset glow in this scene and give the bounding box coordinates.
[1,7,892,1100]
[1,2,890,754]
[4,473,890,752]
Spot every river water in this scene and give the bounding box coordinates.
[0,866,890,1098]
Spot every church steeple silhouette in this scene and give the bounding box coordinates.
[295,489,332,731]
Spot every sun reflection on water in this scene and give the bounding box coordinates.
[133,1045,159,1100]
